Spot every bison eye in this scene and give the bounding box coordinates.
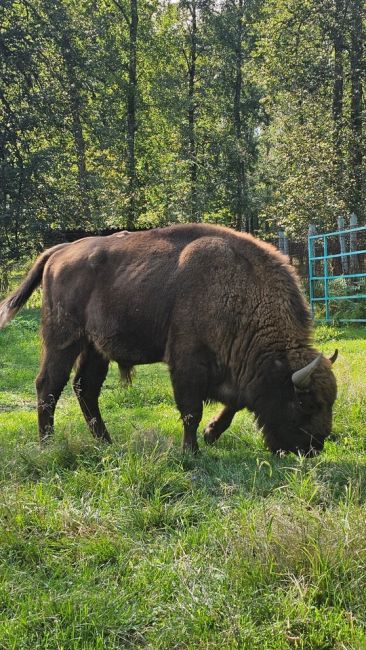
[295,392,314,413]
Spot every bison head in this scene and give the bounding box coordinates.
[255,351,338,456]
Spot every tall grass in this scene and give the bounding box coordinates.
[1,311,366,648]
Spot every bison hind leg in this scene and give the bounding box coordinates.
[73,345,111,442]
[36,342,81,445]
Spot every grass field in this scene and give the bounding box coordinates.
[1,310,366,649]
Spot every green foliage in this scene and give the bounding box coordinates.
[253,0,363,237]
[0,0,363,266]
[1,313,366,646]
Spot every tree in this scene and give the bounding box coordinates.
[253,0,364,237]
[210,0,261,232]
[349,0,363,217]
[0,0,363,273]
[232,0,246,231]
[332,0,346,202]
[184,0,199,221]
[111,0,139,229]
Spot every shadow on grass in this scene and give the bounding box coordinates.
[183,434,366,504]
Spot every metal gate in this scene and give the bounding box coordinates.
[308,223,366,323]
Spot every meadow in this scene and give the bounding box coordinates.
[1,309,366,649]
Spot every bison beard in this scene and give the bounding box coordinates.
[0,224,337,455]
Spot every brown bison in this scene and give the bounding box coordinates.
[0,224,337,454]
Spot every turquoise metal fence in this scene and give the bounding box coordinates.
[308,224,366,323]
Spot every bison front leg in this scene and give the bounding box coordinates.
[204,406,236,445]
[169,365,205,454]
[181,408,202,453]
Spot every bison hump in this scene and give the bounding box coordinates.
[178,236,235,269]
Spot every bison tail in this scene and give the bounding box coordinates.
[0,243,69,329]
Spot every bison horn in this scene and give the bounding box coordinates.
[329,349,338,365]
[292,354,322,390]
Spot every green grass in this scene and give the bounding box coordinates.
[1,311,366,649]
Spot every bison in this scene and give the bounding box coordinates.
[0,224,337,455]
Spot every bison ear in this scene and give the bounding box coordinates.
[329,349,338,365]
[292,354,322,391]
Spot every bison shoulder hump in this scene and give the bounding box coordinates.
[178,236,235,268]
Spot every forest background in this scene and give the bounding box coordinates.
[0,0,364,268]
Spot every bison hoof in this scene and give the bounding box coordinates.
[183,443,200,455]
[203,427,218,445]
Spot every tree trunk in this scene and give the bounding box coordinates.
[233,0,246,231]
[187,0,198,222]
[61,34,91,225]
[332,0,345,201]
[349,0,363,217]
[126,0,138,230]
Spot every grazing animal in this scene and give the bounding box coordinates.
[0,224,337,454]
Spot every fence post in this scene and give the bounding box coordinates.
[308,224,316,276]
[283,233,289,257]
[278,230,284,253]
[337,216,348,275]
[308,224,316,318]
[324,234,330,322]
[349,213,359,274]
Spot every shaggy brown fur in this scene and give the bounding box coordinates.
[0,224,337,453]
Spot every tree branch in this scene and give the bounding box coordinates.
[109,0,131,27]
